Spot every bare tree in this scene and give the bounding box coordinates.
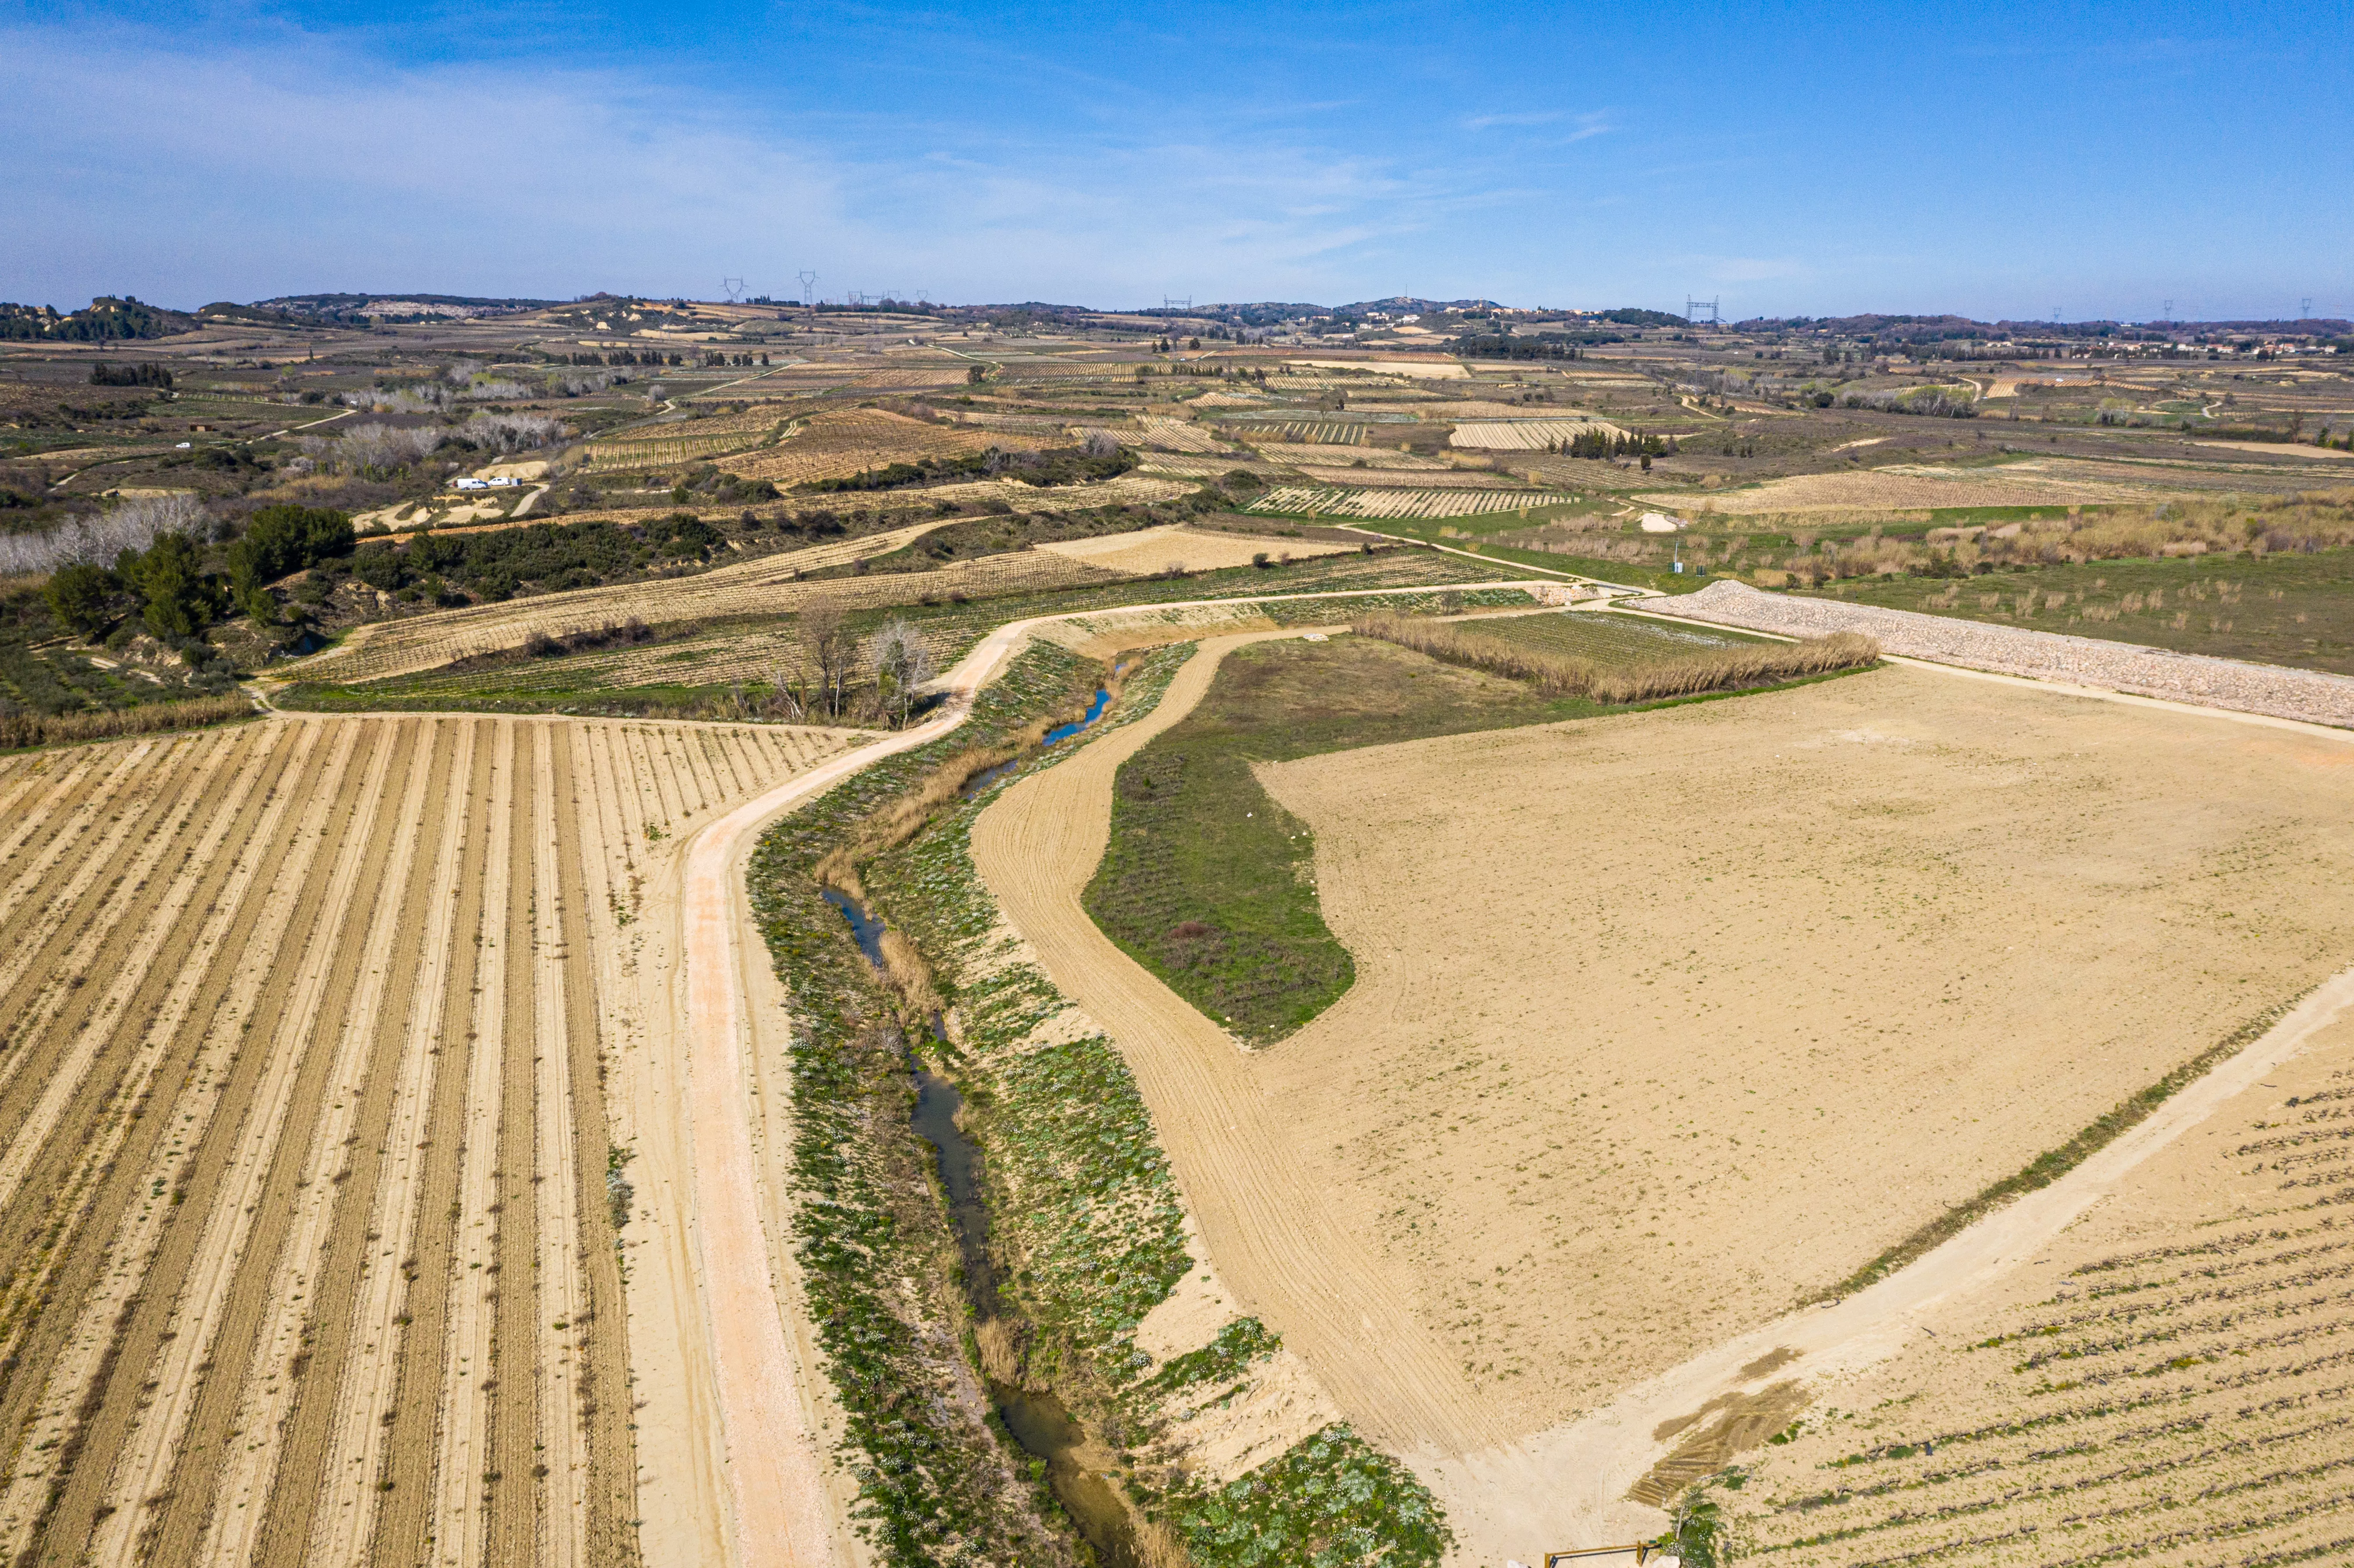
[865,617,935,727]
[1083,430,1122,459]
[800,598,853,719]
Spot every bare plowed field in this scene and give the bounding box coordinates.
[718,409,1049,486]
[1249,484,1557,519]
[1449,419,1626,450]
[1651,460,2154,516]
[1723,1007,2354,1566]
[0,714,860,1568]
[1246,667,2354,1445]
[281,518,1090,683]
[1035,523,1357,576]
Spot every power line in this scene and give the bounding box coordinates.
[796,270,818,307]
[1683,296,1720,325]
[721,277,745,303]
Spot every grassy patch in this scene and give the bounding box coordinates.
[744,640,1107,1566]
[1170,1424,1450,1568]
[1799,546,2354,675]
[1084,637,1598,1043]
[858,645,1455,1566]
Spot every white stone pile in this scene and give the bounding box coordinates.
[1650,580,2354,729]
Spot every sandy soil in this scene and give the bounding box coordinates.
[1243,667,2354,1556]
[2197,438,2354,460]
[1286,358,1469,378]
[1715,994,2354,1566]
[1650,461,2160,515]
[971,633,1512,1456]
[0,714,862,1568]
[1035,523,1356,576]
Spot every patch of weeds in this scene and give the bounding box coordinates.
[858,640,1454,1565]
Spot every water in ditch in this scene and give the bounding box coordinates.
[822,886,1143,1566]
[963,670,1123,797]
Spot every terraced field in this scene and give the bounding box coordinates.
[0,714,860,1568]
[281,519,1099,683]
[1724,1013,2354,1568]
[1248,484,1560,519]
[718,409,1048,486]
[1449,418,1628,450]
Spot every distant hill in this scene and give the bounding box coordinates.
[0,295,198,341]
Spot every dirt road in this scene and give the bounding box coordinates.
[1456,964,2354,1553]
[967,633,1510,1457]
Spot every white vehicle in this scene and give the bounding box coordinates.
[453,476,491,491]
[487,475,520,488]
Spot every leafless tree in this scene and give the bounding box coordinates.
[1083,430,1122,459]
[800,598,854,719]
[865,617,935,726]
[0,492,211,575]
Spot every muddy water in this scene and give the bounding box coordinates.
[823,887,1144,1566]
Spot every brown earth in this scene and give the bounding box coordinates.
[1253,665,2354,1440]
[0,714,861,1568]
[1722,1004,2354,1566]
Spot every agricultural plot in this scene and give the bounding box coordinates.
[1721,1010,2354,1567]
[1653,461,2155,516]
[719,409,1047,487]
[1230,420,1369,446]
[1449,418,1627,450]
[1035,523,1358,576]
[0,713,859,1568]
[1457,608,1771,661]
[582,432,775,473]
[1247,484,1559,519]
[1250,442,1450,468]
[1134,417,1234,453]
[1296,466,1526,489]
[1133,454,1286,480]
[1240,666,2354,1455]
[287,546,1115,684]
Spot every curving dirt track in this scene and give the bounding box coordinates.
[967,633,1512,1457]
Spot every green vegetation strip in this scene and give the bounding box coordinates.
[861,644,1453,1566]
[1816,992,2311,1303]
[746,642,1107,1564]
[1084,636,1597,1042]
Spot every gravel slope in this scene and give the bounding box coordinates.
[1656,579,2354,728]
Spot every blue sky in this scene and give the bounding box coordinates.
[3,0,2347,320]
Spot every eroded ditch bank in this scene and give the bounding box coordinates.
[824,875,1147,1568]
[749,620,1469,1567]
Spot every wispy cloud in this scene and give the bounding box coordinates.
[0,22,1494,306]
[1463,109,1612,141]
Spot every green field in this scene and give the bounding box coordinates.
[1461,608,1770,661]
[1084,637,1598,1042]
[1799,546,2354,674]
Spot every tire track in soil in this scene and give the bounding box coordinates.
[253,721,463,1568]
[72,722,359,1568]
[555,724,643,1568]
[0,725,324,1557]
[0,744,145,949]
[433,719,522,1567]
[0,729,270,1219]
[20,724,332,1564]
[487,722,546,1567]
[0,730,279,1413]
[370,720,495,1565]
[306,721,480,1564]
[151,722,405,1564]
[0,736,212,1143]
[533,729,588,1568]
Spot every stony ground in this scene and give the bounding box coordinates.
[1655,579,2354,727]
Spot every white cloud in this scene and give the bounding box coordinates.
[0,23,1541,307]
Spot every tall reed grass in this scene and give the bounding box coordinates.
[1351,612,1879,703]
[0,693,254,750]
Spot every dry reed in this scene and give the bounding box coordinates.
[0,693,255,751]
[1350,612,1878,702]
